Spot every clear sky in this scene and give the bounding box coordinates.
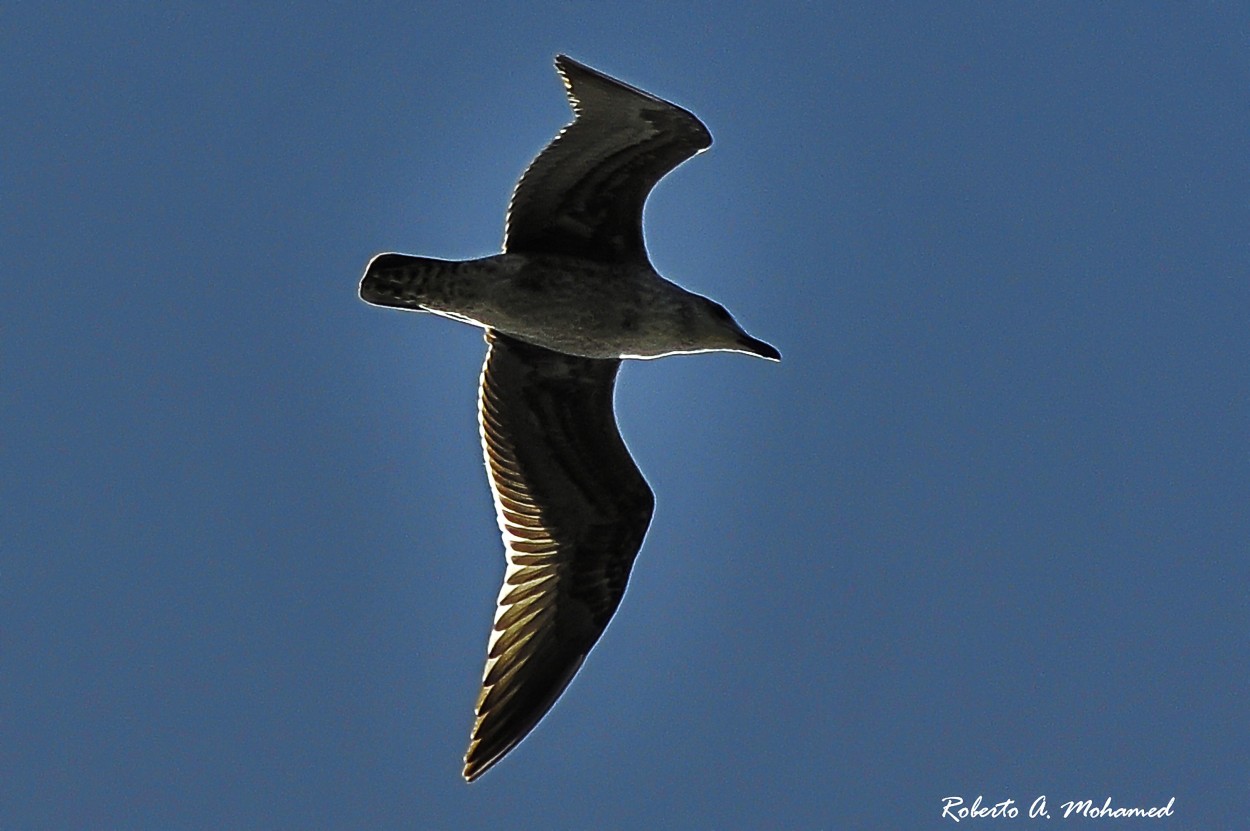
[4,3,1248,829]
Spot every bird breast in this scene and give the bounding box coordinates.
[438,253,694,359]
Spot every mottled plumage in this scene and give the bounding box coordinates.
[359,55,777,782]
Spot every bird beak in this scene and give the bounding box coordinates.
[737,332,781,362]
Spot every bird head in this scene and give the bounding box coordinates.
[682,296,780,361]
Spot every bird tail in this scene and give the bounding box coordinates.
[358,253,456,310]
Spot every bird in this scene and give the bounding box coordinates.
[359,54,779,782]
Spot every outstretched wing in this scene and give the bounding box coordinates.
[503,54,712,264]
[464,331,655,781]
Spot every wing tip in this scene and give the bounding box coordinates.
[553,53,580,106]
[460,649,588,782]
[462,748,493,783]
[551,54,710,146]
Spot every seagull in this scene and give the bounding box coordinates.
[359,54,779,782]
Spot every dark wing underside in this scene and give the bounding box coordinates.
[464,331,655,781]
[503,54,712,264]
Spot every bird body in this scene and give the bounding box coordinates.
[359,54,777,782]
[362,251,776,360]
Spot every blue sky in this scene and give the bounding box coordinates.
[4,3,1248,828]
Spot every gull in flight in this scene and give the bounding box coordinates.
[359,54,779,781]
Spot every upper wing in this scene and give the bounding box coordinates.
[464,331,655,781]
[503,54,712,263]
